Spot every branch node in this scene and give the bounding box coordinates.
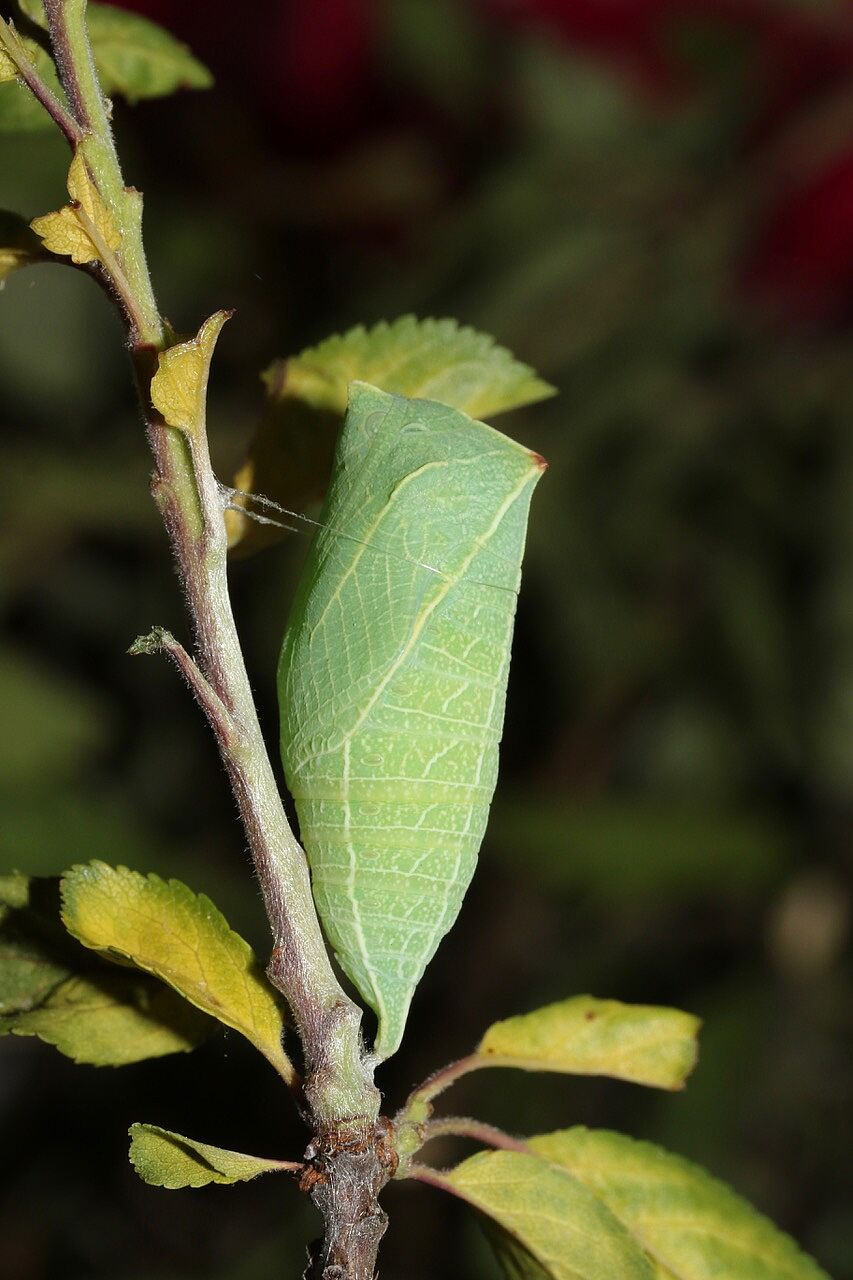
[128,626,237,748]
[302,1118,397,1280]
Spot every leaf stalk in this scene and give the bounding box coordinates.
[420,1117,529,1155]
[402,1053,483,1112]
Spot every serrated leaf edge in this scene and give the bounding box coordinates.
[59,861,293,1081]
[128,1122,299,1189]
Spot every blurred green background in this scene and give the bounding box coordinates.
[1,0,850,1276]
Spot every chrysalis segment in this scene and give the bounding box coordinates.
[278,382,545,1060]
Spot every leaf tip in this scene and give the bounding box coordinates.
[151,309,232,433]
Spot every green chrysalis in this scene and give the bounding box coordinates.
[278,381,545,1060]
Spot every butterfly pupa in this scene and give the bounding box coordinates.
[278,381,545,1061]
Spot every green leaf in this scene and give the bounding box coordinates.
[440,1150,654,1280]
[86,3,213,103]
[227,316,554,553]
[0,871,29,910]
[476,996,700,1090]
[128,1123,298,1189]
[0,209,47,281]
[0,36,63,133]
[60,862,294,1081]
[15,2,212,105]
[0,873,210,1064]
[5,971,209,1065]
[528,1129,831,1280]
[278,383,545,1060]
[0,873,68,1013]
[266,316,555,420]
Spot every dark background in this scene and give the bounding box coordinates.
[0,1,851,1276]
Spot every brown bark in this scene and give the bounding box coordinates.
[302,1118,398,1280]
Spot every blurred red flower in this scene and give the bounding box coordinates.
[475,0,853,316]
[744,148,853,319]
[112,0,853,317]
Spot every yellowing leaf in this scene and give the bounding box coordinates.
[5,972,209,1065]
[227,316,554,554]
[128,1123,298,1188]
[0,46,16,82]
[66,148,116,224]
[1,871,211,1065]
[150,310,230,434]
[61,862,293,1081]
[30,148,121,265]
[528,1129,831,1280]
[441,1150,654,1280]
[476,996,700,1090]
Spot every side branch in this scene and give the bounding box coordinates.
[129,626,237,752]
[0,19,82,144]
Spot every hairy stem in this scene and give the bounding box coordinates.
[421,1117,529,1154]
[402,1053,483,1112]
[0,17,82,144]
[43,0,160,341]
[41,0,377,1130]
